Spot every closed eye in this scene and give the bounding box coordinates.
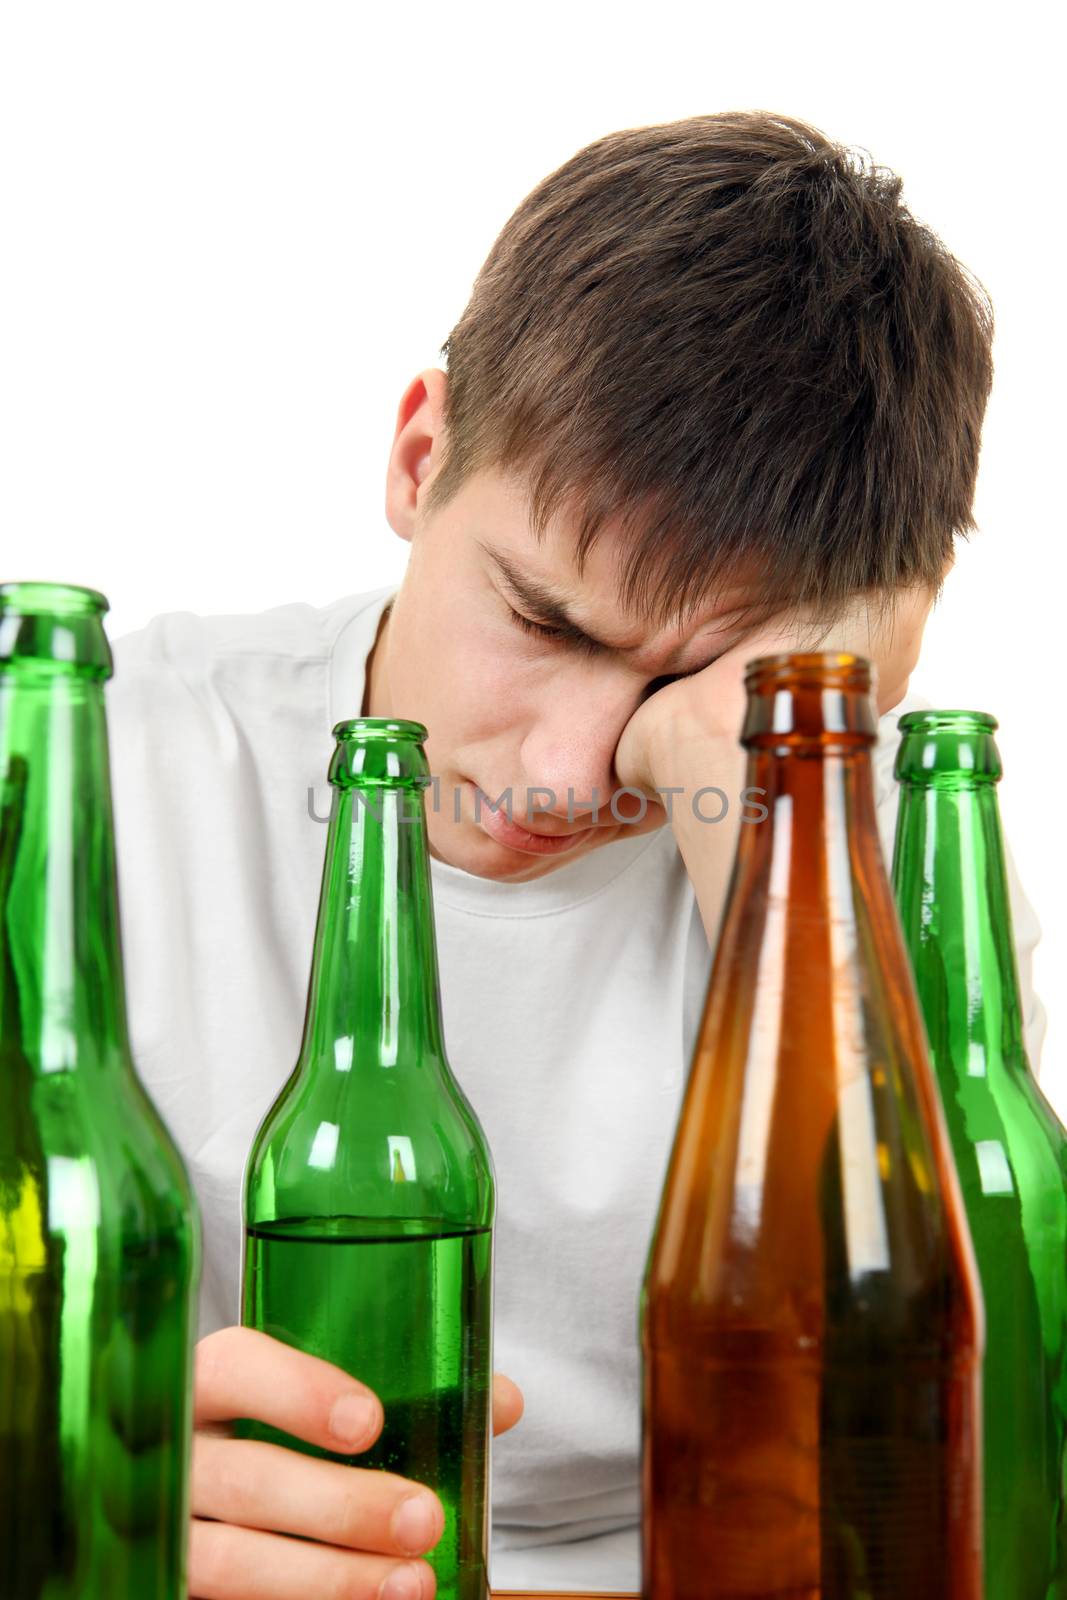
[507,600,721,678]
[507,605,566,641]
[506,604,603,659]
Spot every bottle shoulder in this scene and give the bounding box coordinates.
[245,1058,495,1229]
[31,1065,199,1220]
[938,1052,1066,1139]
[932,1063,1067,1281]
[253,1051,491,1133]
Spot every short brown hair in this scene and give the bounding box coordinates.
[425,111,993,634]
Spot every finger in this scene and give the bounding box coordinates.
[189,1518,434,1600]
[192,1434,444,1558]
[195,1327,383,1455]
[491,1373,524,1436]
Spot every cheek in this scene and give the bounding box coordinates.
[441,593,539,700]
[399,606,527,750]
[411,567,566,749]
[456,639,538,744]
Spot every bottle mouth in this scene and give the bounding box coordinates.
[0,581,110,617]
[895,709,1002,785]
[329,717,431,791]
[741,652,876,747]
[0,581,112,677]
[744,651,872,694]
[332,716,428,743]
[897,709,998,735]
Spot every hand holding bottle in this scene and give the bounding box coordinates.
[187,1328,524,1600]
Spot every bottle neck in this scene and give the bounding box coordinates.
[893,778,1029,1082]
[298,779,447,1073]
[1,674,131,1075]
[734,736,891,923]
[732,655,897,962]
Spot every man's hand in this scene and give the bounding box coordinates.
[613,585,936,945]
[189,1327,524,1600]
[615,584,935,803]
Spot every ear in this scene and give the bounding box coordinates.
[385,368,449,542]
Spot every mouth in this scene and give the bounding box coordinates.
[465,783,598,857]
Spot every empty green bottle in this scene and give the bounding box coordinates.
[892,709,1067,1598]
[0,581,201,1597]
[241,717,495,1600]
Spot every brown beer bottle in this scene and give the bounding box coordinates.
[641,652,983,1599]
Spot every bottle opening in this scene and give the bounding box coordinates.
[744,651,872,695]
[332,716,429,744]
[895,709,1002,785]
[898,709,998,735]
[0,581,110,617]
[329,718,431,791]
[741,652,877,749]
[0,582,112,677]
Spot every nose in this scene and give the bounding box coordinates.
[517,690,638,827]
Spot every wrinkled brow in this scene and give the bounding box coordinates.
[476,539,746,672]
[478,541,629,652]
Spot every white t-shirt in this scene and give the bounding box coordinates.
[106,582,1047,1594]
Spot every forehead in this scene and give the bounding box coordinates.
[468,467,761,641]
[465,477,763,674]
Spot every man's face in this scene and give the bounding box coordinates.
[366,463,754,882]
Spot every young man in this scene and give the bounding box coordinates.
[108,111,1045,1599]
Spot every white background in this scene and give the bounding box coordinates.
[2,2,1063,1104]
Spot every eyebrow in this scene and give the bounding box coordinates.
[478,540,627,653]
[477,538,736,673]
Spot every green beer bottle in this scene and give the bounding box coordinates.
[241,717,496,1600]
[892,709,1067,1597]
[0,581,201,1597]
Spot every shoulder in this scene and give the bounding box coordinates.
[109,590,377,685]
[103,588,393,820]
[106,587,390,727]
[875,684,937,743]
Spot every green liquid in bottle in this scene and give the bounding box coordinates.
[242,1217,492,1600]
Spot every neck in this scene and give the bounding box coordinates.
[361,600,394,720]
